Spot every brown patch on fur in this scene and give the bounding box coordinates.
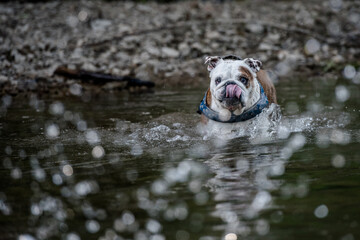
[239,66,253,88]
[206,89,212,106]
[256,70,277,104]
[200,89,212,125]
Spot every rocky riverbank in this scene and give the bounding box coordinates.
[0,0,359,96]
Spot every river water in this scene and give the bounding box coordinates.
[0,76,359,240]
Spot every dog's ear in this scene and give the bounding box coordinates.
[244,58,262,73]
[205,56,222,72]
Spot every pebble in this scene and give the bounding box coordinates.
[0,0,358,96]
[161,47,180,58]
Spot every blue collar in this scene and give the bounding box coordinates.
[198,84,269,123]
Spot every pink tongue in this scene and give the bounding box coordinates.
[226,84,242,98]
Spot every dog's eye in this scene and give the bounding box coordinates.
[215,77,222,85]
[239,76,248,85]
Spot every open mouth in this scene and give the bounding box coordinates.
[220,82,243,110]
[225,83,242,98]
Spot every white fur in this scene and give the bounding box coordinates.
[204,58,262,135]
[209,60,260,113]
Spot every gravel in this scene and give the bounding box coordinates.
[0,0,359,96]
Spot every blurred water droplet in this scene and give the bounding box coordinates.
[331,154,346,168]
[236,159,250,172]
[74,180,99,196]
[2,95,12,108]
[78,10,88,22]
[49,101,64,116]
[85,220,100,233]
[18,234,36,240]
[304,39,320,54]
[316,131,330,148]
[255,219,270,236]
[194,192,209,205]
[69,83,82,96]
[126,169,138,182]
[251,191,272,211]
[66,233,81,240]
[352,72,360,84]
[220,211,237,223]
[11,168,22,179]
[122,211,135,225]
[33,168,46,182]
[77,120,87,131]
[289,134,306,151]
[151,180,168,195]
[295,183,309,198]
[330,129,351,145]
[62,164,74,176]
[224,233,237,240]
[188,179,202,193]
[85,130,100,145]
[3,157,12,169]
[19,149,26,159]
[135,231,149,240]
[146,219,162,233]
[306,101,323,113]
[149,234,165,240]
[314,204,329,218]
[131,144,143,156]
[92,146,105,159]
[52,173,63,185]
[46,124,60,138]
[30,204,42,216]
[269,161,285,176]
[335,85,350,102]
[5,146,12,155]
[343,65,356,79]
[174,203,188,220]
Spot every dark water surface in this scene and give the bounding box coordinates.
[0,76,359,240]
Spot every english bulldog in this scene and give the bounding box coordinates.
[198,55,277,133]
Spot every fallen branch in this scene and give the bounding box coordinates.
[54,66,155,88]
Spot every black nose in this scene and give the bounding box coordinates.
[224,81,237,87]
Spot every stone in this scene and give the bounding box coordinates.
[161,47,180,58]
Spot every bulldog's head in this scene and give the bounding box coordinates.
[205,56,262,114]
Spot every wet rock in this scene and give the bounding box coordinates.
[258,43,278,51]
[0,75,8,84]
[245,23,264,34]
[0,0,358,95]
[161,47,180,58]
[82,62,97,72]
[178,42,191,57]
[332,55,345,63]
[91,19,112,32]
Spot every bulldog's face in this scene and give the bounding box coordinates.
[205,56,262,113]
